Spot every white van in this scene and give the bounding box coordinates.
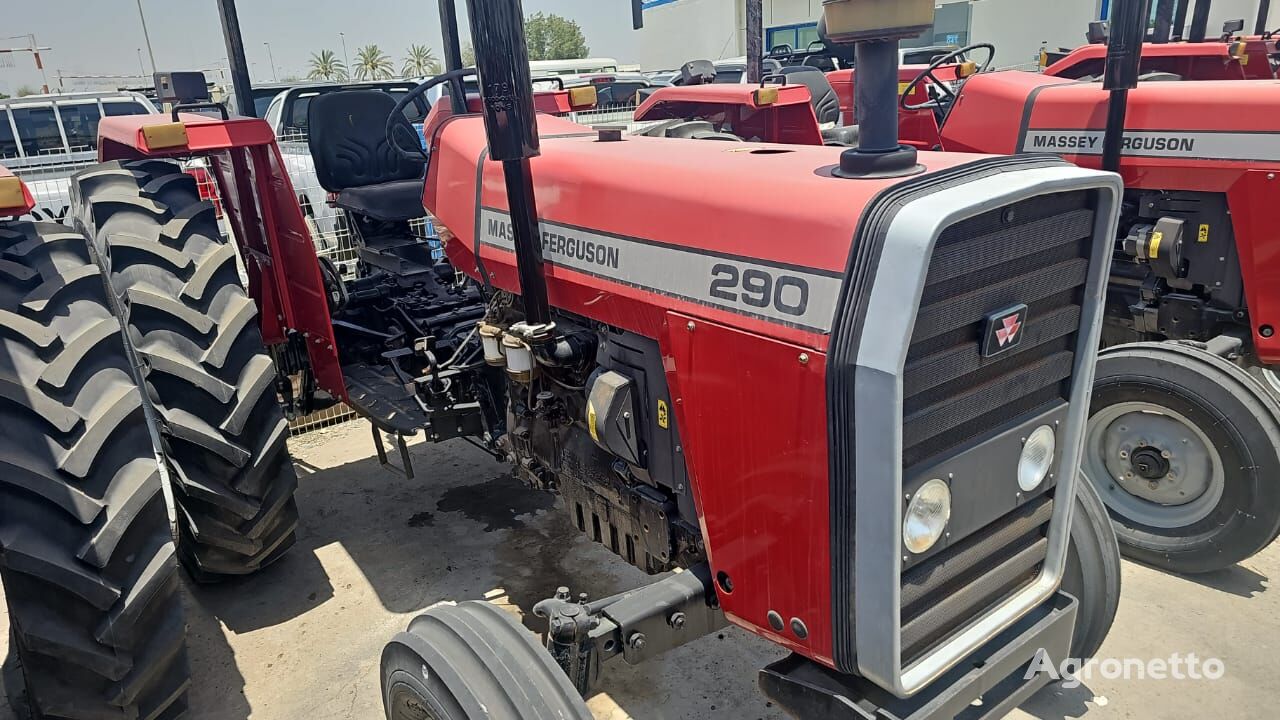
[1,91,158,221]
[529,57,619,79]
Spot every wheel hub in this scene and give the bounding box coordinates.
[1083,401,1225,529]
[1129,445,1170,480]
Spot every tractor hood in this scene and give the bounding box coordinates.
[423,113,987,350]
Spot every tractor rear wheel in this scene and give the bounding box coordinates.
[71,160,300,582]
[0,220,190,718]
[1061,477,1122,660]
[1083,342,1280,574]
[381,601,593,720]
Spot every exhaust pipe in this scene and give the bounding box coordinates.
[1257,0,1272,35]
[1102,0,1151,173]
[464,0,552,326]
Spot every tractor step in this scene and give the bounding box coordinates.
[341,363,431,436]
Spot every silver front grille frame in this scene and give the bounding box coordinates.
[852,166,1122,697]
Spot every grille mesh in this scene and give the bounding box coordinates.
[903,191,1095,468]
[897,190,1096,664]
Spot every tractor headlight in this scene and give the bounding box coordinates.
[903,479,951,554]
[1018,425,1056,492]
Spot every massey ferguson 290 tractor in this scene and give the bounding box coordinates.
[1,0,1126,718]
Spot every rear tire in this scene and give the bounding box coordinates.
[1083,342,1280,573]
[381,601,593,720]
[71,160,300,582]
[1061,478,1122,660]
[0,220,190,718]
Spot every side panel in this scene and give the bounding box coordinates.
[1228,170,1280,361]
[663,311,835,666]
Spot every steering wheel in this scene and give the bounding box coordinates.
[386,67,478,164]
[899,43,996,114]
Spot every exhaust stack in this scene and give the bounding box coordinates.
[463,0,552,327]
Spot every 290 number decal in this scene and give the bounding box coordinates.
[708,263,810,316]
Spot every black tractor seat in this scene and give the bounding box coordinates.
[775,66,841,125]
[308,90,427,223]
[330,180,426,224]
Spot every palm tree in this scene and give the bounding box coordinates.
[353,44,394,81]
[401,44,440,78]
[306,49,347,81]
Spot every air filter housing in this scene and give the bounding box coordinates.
[821,0,934,43]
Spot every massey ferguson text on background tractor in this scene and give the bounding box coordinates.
[1,0,1127,717]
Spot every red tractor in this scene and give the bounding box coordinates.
[1,1,1127,718]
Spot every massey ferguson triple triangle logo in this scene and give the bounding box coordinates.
[982,304,1029,358]
[996,314,1022,346]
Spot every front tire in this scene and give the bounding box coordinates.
[1061,478,1122,660]
[0,220,190,718]
[381,602,593,720]
[71,160,300,582]
[1083,342,1280,573]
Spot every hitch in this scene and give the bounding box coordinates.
[533,564,728,695]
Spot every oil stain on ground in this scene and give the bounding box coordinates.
[436,473,556,532]
[406,511,434,528]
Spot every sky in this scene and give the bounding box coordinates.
[1,0,644,94]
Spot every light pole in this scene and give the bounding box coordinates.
[136,48,146,78]
[263,41,278,82]
[339,32,350,76]
[135,0,156,74]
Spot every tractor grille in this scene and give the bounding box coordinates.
[897,190,1096,663]
[901,494,1054,663]
[902,190,1096,469]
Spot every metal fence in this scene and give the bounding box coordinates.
[567,104,659,134]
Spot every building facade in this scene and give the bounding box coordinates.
[634,0,1276,72]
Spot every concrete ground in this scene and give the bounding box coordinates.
[1,421,1275,719]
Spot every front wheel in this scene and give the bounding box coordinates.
[1061,477,1122,660]
[1083,342,1280,574]
[381,601,593,720]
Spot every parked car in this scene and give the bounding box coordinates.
[0,91,157,222]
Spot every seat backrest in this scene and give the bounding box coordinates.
[776,66,841,125]
[308,90,424,192]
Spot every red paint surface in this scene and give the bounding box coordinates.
[425,112,991,667]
